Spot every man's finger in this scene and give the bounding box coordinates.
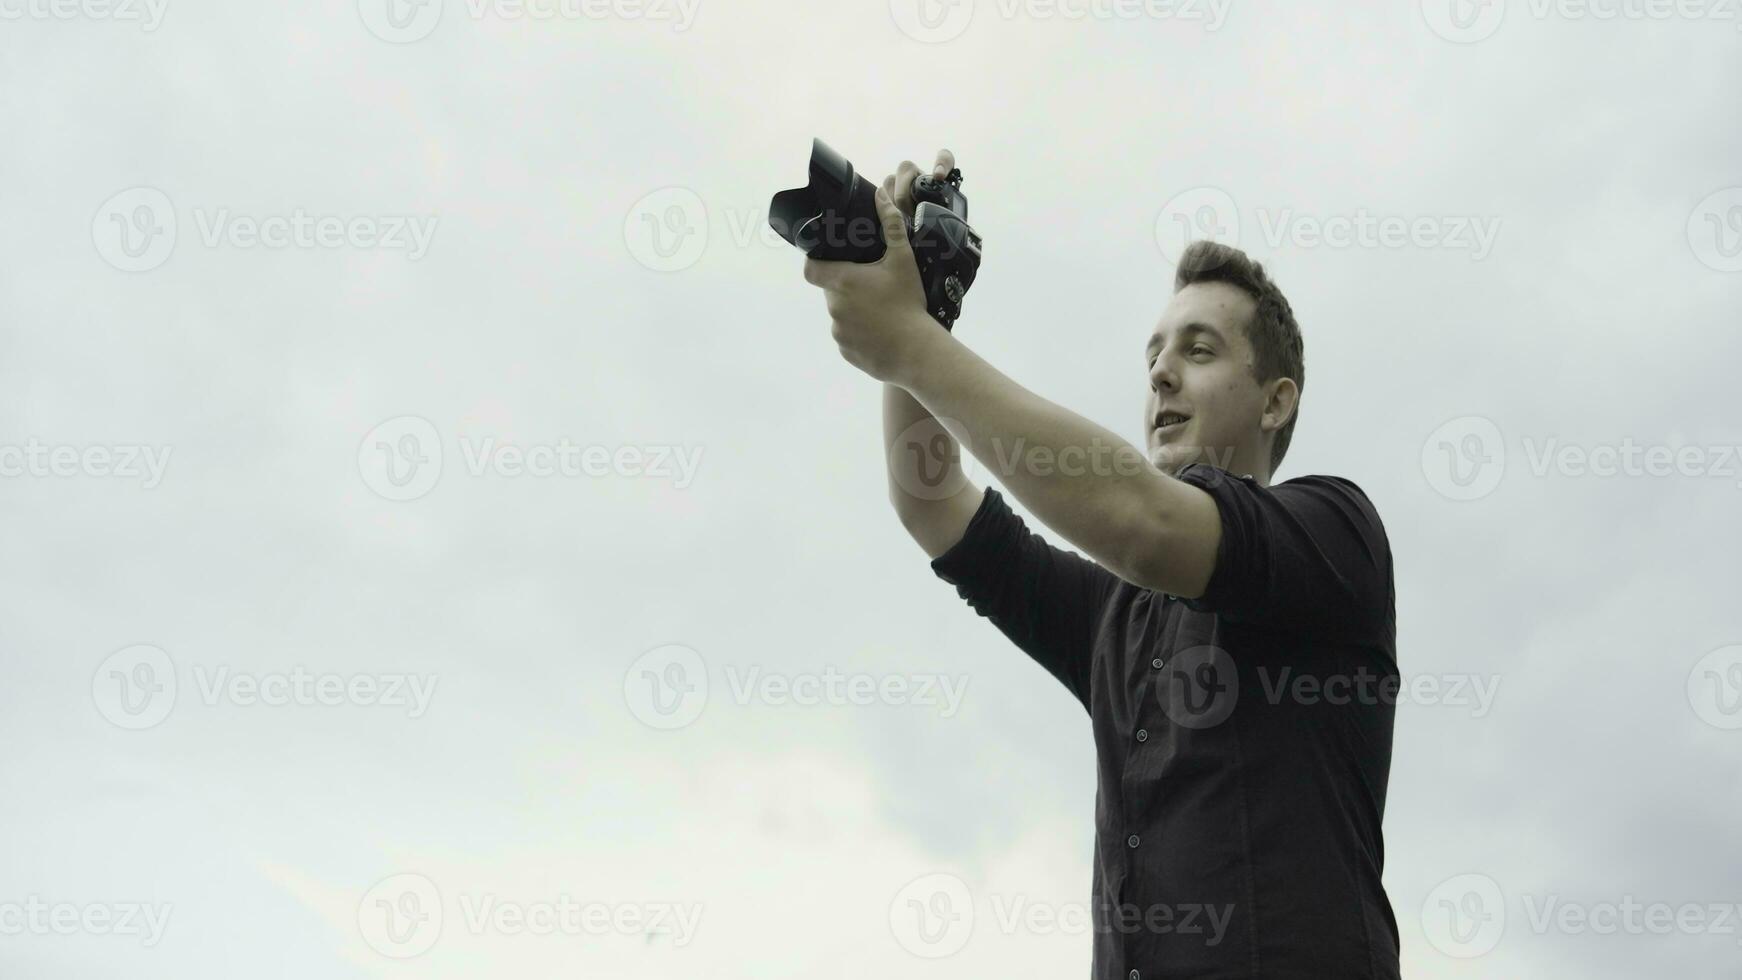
[934,148,955,178]
[891,160,922,211]
[874,186,911,256]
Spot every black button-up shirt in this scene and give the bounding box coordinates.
[931,464,1401,979]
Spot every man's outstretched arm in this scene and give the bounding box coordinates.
[889,324,1221,599]
[803,173,1220,597]
[884,382,984,559]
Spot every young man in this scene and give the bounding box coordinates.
[801,150,1401,979]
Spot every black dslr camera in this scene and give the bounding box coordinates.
[769,139,983,330]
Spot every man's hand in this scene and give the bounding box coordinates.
[884,149,956,221]
[802,150,955,385]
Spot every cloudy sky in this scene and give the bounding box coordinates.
[2,0,1739,976]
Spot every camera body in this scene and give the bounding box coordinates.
[769,139,983,330]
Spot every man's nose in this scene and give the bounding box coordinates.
[1149,358,1179,393]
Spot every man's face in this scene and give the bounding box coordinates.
[1144,281,1274,479]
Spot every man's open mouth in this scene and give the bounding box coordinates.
[1153,412,1191,437]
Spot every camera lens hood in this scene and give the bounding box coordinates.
[768,138,887,262]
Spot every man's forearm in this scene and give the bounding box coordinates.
[883,381,983,558]
[890,317,1180,584]
[884,383,950,509]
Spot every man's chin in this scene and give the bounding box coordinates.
[1148,443,1198,476]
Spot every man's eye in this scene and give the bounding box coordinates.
[1191,346,1213,357]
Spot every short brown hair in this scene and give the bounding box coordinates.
[1173,241,1305,474]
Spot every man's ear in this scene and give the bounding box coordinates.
[1261,377,1300,435]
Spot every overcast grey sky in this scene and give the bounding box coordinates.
[2,0,1739,976]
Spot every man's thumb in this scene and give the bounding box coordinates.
[874,186,911,254]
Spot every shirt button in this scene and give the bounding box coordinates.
[1151,658,1164,669]
[1135,729,1148,742]
[1127,834,1140,849]
[1129,971,1141,980]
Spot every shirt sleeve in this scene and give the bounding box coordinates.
[929,487,1118,711]
[1174,464,1393,635]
